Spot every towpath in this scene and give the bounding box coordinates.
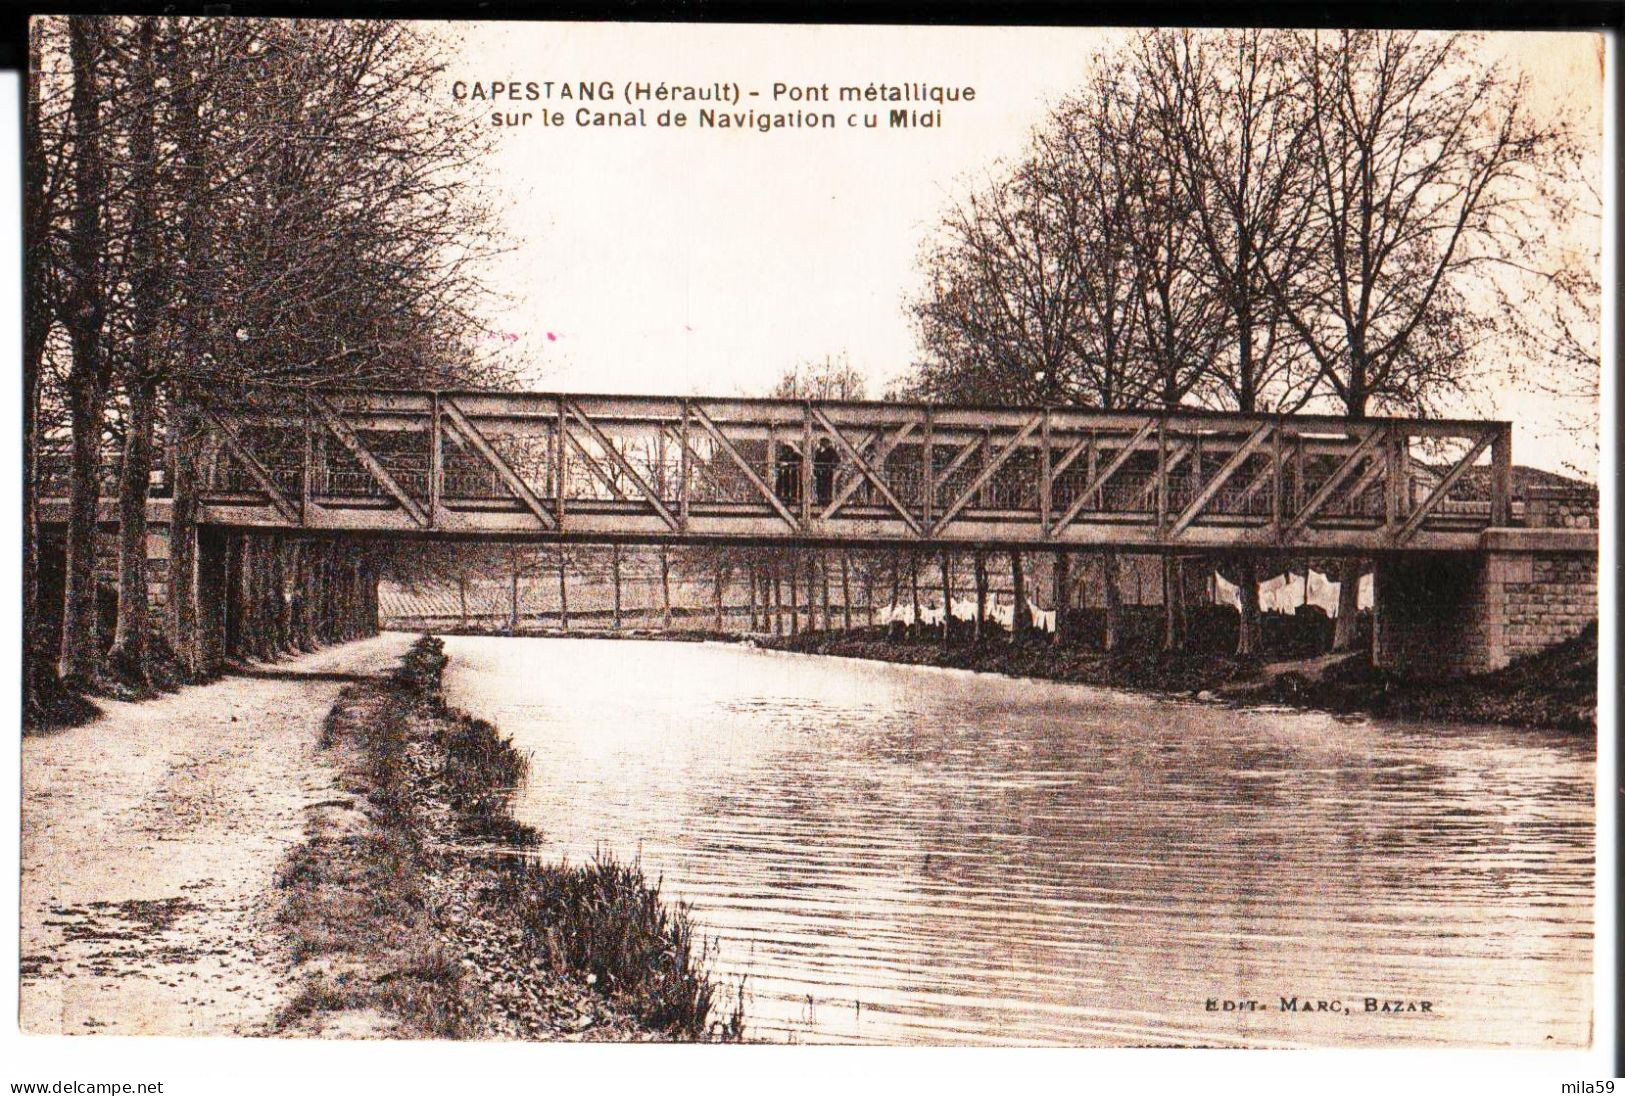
[20,633,413,1035]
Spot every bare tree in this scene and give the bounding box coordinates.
[23,18,68,714]
[1499,177,1601,476]
[56,16,111,686]
[107,19,163,681]
[1270,30,1575,648]
[28,16,510,692]
[1134,29,1322,656]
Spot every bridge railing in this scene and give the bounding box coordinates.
[184,389,1511,551]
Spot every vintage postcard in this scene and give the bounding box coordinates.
[15,13,1608,1075]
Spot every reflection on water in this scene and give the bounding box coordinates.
[440,635,1593,1047]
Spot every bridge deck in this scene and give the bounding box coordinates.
[45,390,1516,554]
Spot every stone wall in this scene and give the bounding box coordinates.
[1523,484,1599,530]
[1500,552,1597,664]
[1374,546,1597,677]
[89,525,170,608]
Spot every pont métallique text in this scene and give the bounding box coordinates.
[447,78,980,132]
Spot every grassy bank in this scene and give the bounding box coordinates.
[761,624,1596,733]
[275,635,742,1041]
[1236,623,1598,732]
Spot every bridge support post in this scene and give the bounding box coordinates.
[1373,532,1597,677]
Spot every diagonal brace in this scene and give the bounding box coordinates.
[1170,423,1272,536]
[1050,436,1089,481]
[441,399,555,529]
[563,430,629,500]
[822,422,916,519]
[565,401,679,530]
[811,407,922,535]
[1394,431,1494,544]
[201,408,301,524]
[1283,426,1387,535]
[309,394,428,527]
[1049,418,1157,537]
[689,403,800,529]
[931,414,1042,534]
[1136,440,1193,506]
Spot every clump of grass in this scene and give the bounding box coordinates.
[277,948,469,1039]
[397,635,536,843]
[393,634,449,698]
[436,710,536,844]
[280,634,741,1041]
[274,682,469,1039]
[491,852,730,1040]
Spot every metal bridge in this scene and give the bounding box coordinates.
[171,389,1512,553]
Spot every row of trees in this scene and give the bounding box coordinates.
[25,16,508,717]
[908,28,1591,655]
[386,541,905,635]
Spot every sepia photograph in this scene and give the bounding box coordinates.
[11,11,1611,1076]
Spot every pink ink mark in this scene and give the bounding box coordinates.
[546,331,558,342]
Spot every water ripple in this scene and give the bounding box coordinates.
[443,636,1592,1047]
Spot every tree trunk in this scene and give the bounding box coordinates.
[1161,554,1185,652]
[1235,556,1261,657]
[109,377,158,681]
[457,573,468,628]
[310,543,325,646]
[108,21,164,682]
[285,542,304,651]
[841,552,853,630]
[362,553,379,635]
[275,539,294,655]
[1102,549,1122,652]
[237,537,259,660]
[1332,558,1363,651]
[788,552,800,636]
[772,559,784,636]
[972,551,987,642]
[908,551,921,639]
[509,559,520,632]
[257,539,278,660]
[59,363,106,686]
[659,546,672,630]
[714,571,725,631]
[297,543,319,651]
[1010,551,1030,639]
[558,551,570,631]
[296,539,315,649]
[166,20,212,677]
[334,551,351,643]
[168,400,205,676]
[816,552,829,632]
[223,535,242,659]
[58,17,110,685]
[22,19,50,716]
[939,550,954,650]
[611,544,623,630]
[1052,551,1071,645]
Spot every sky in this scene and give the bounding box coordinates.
[436,23,1605,477]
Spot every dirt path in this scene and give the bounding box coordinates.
[20,633,414,1036]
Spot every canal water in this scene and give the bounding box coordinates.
[439,635,1593,1047]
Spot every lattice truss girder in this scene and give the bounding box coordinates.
[197,392,1510,545]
